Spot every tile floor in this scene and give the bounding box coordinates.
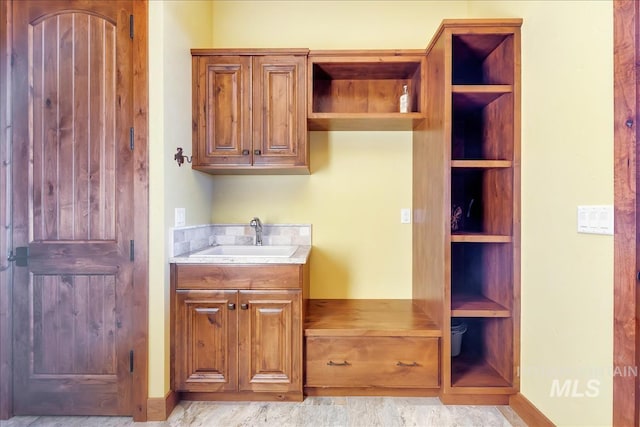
[0,397,528,427]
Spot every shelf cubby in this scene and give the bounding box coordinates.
[451,168,514,235]
[452,33,515,85]
[452,91,514,161]
[450,318,513,388]
[308,52,425,130]
[450,242,513,316]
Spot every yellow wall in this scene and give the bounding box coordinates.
[148,0,215,398]
[209,1,467,299]
[468,1,613,425]
[149,2,615,425]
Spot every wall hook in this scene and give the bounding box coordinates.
[174,147,192,167]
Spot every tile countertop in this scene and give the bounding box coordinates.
[169,245,312,265]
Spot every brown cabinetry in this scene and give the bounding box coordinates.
[413,19,521,404]
[304,299,441,395]
[171,263,308,401]
[191,49,309,174]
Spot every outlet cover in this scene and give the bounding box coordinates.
[175,208,186,227]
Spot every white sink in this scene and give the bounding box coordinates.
[191,245,298,258]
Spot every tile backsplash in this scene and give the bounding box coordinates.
[171,224,312,257]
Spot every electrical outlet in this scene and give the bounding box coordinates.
[400,208,412,224]
[175,208,186,227]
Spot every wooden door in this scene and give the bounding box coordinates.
[238,290,301,393]
[173,290,238,392]
[10,0,138,416]
[252,55,307,167]
[193,55,252,167]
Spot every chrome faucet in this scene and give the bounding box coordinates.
[249,217,263,246]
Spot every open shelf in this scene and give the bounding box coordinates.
[451,293,510,317]
[451,168,513,235]
[307,113,424,131]
[450,318,513,388]
[451,160,512,169]
[450,242,513,313]
[309,53,424,121]
[452,33,514,85]
[451,352,512,388]
[452,92,513,161]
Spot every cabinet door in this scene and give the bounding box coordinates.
[252,56,307,167]
[193,56,251,166]
[238,290,302,393]
[174,290,238,392]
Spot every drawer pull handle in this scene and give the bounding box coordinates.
[396,361,419,367]
[241,303,249,310]
[327,360,350,367]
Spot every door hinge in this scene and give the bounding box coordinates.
[129,240,134,261]
[129,15,134,39]
[129,350,134,373]
[129,127,134,151]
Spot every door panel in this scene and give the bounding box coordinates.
[32,275,117,376]
[252,56,307,166]
[194,56,251,166]
[11,0,135,416]
[238,290,301,393]
[174,290,238,392]
[31,13,117,241]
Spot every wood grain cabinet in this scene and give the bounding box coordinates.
[171,263,308,401]
[191,50,309,174]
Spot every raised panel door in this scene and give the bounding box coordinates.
[194,56,251,166]
[252,56,307,167]
[10,0,137,416]
[238,290,301,393]
[174,290,238,392]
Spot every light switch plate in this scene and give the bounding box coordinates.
[175,208,186,227]
[577,205,613,235]
[400,208,412,224]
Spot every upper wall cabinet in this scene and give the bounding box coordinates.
[307,51,426,131]
[191,49,309,174]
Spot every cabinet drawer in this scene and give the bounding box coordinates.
[175,264,302,289]
[305,336,439,388]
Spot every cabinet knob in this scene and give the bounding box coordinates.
[228,303,236,310]
[240,303,249,310]
[242,149,250,155]
[254,149,261,156]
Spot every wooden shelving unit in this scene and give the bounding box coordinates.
[413,19,521,403]
[307,51,426,131]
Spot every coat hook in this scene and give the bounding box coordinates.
[174,147,192,167]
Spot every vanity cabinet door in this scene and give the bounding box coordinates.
[193,56,252,167]
[174,290,238,392]
[238,290,302,393]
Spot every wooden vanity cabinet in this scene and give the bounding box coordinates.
[171,263,308,401]
[191,49,309,174]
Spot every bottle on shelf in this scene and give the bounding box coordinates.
[399,84,410,113]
